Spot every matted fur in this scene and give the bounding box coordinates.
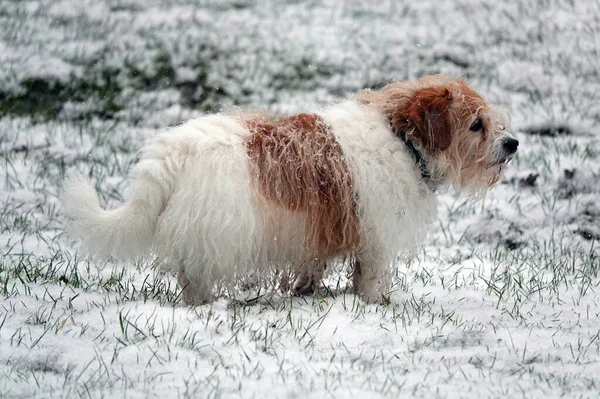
[244,113,361,258]
[61,74,517,303]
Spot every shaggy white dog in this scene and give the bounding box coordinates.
[61,74,518,303]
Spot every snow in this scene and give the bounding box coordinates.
[1,0,599,397]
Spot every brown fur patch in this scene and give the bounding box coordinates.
[244,113,361,257]
[390,86,454,154]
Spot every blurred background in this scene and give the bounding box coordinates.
[2,0,598,126]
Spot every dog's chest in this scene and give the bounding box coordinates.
[320,101,438,246]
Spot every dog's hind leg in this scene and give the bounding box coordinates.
[278,268,292,293]
[291,260,327,296]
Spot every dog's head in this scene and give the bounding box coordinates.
[357,75,518,193]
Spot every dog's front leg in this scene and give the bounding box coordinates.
[352,250,390,303]
[177,269,213,305]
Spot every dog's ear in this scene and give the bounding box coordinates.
[406,86,454,153]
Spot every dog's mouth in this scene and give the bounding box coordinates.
[488,156,514,172]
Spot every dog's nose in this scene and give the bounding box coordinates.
[502,137,519,154]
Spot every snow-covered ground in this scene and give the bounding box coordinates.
[1,0,599,397]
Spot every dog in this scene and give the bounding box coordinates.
[61,74,518,304]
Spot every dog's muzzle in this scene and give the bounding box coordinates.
[490,134,519,169]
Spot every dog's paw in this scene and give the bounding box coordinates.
[291,273,317,296]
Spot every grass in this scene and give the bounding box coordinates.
[0,0,599,397]
[0,71,123,121]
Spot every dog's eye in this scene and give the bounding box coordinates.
[470,117,484,132]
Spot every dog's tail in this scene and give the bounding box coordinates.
[61,139,179,259]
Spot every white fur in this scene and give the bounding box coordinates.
[62,101,438,303]
[320,101,437,301]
